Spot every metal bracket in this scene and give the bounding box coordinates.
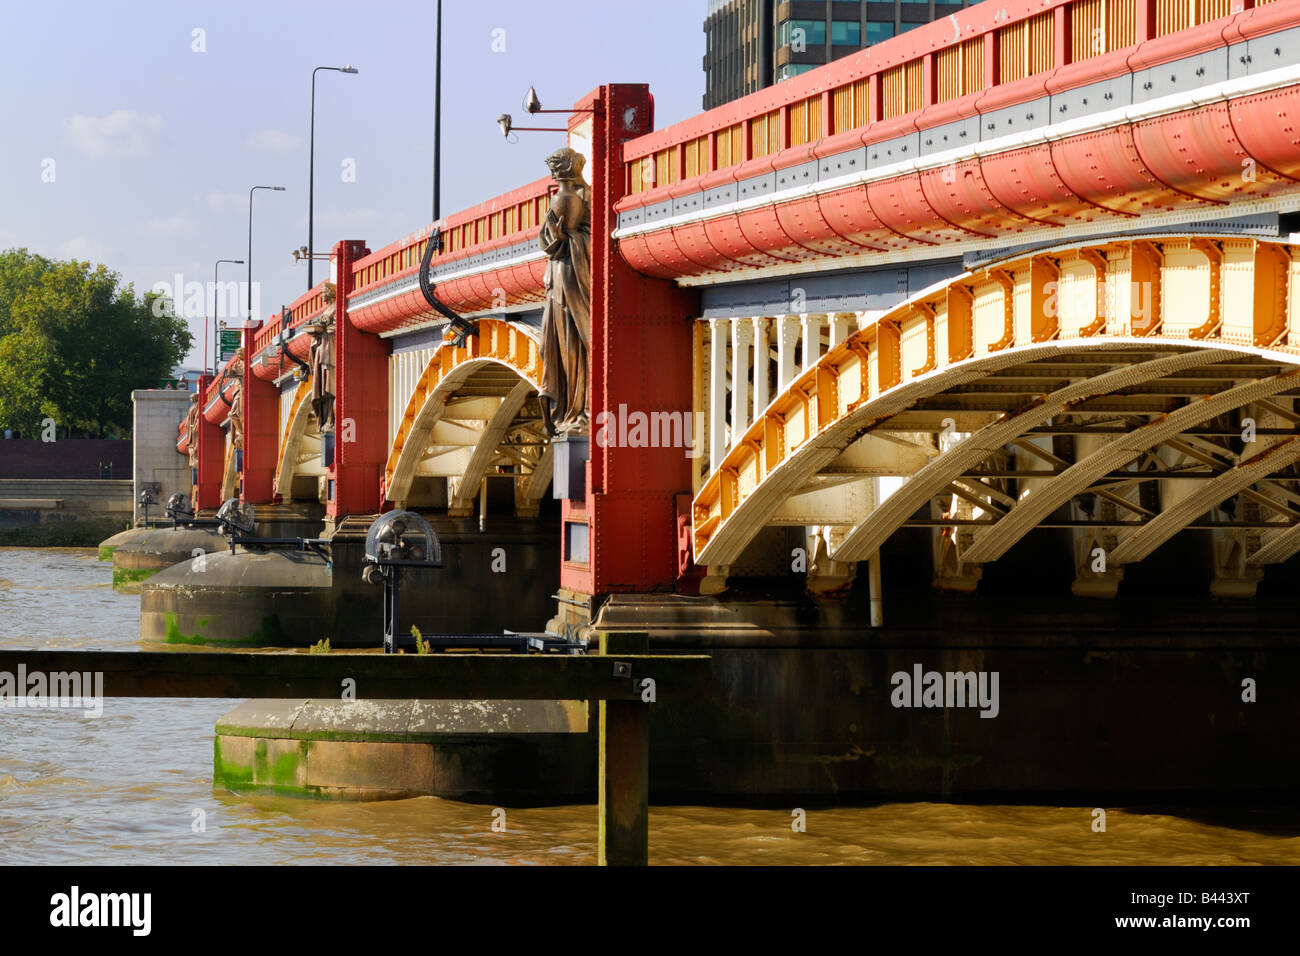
[278,306,311,380]
[419,226,478,348]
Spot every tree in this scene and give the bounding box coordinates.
[0,250,192,437]
[0,249,53,339]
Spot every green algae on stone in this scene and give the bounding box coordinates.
[212,736,254,790]
[112,566,156,589]
[270,740,310,787]
[163,611,289,647]
[213,735,324,799]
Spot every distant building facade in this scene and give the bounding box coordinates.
[167,367,203,392]
[704,0,976,109]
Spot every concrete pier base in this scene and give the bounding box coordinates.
[248,502,327,541]
[100,525,228,589]
[585,594,1300,802]
[139,513,559,648]
[141,548,332,646]
[201,590,1300,804]
[187,519,1300,804]
[213,698,592,802]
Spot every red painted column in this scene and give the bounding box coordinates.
[193,374,224,511]
[560,84,701,597]
[328,237,385,520]
[240,321,278,503]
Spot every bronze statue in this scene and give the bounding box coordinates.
[538,147,592,435]
[184,392,200,467]
[308,283,337,433]
[226,347,244,450]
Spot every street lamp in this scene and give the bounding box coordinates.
[248,185,286,320]
[212,258,244,375]
[497,85,598,139]
[309,64,359,288]
[292,245,327,261]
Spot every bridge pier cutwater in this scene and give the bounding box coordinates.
[108,2,1300,803]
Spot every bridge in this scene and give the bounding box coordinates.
[178,0,1300,622]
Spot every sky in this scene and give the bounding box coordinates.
[0,0,707,368]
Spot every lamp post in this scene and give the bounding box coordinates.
[212,258,244,375]
[433,0,441,222]
[248,185,285,320]
[309,64,358,288]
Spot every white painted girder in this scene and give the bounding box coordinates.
[1248,515,1300,565]
[769,480,873,526]
[520,441,555,502]
[1108,437,1300,565]
[693,342,1148,566]
[828,350,1232,564]
[446,381,534,514]
[961,368,1300,564]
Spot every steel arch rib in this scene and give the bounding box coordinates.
[1248,516,1300,566]
[829,350,1235,565]
[961,368,1300,564]
[386,360,526,505]
[383,319,542,504]
[1106,437,1300,566]
[693,342,1144,568]
[520,441,554,503]
[446,380,534,513]
[220,439,237,502]
[273,376,313,499]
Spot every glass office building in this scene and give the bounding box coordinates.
[704,0,976,109]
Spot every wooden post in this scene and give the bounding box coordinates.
[599,630,650,866]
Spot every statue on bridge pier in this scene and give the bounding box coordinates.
[184,392,200,467]
[538,146,592,436]
[226,348,244,450]
[308,283,337,434]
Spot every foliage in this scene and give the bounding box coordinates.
[411,625,430,655]
[309,637,331,654]
[0,248,192,437]
[0,248,53,339]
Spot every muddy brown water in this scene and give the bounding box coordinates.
[0,548,1295,865]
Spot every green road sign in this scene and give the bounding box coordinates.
[219,329,241,362]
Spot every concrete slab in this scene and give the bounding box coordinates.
[211,696,595,802]
[291,698,415,741]
[408,698,588,735]
[214,698,311,737]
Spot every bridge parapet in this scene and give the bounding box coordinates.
[247,177,555,388]
[346,177,554,339]
[250,280,331,381]
[202,359,240,424]
[616,0,1300,281]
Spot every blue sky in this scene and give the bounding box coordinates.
[0,0,707,367]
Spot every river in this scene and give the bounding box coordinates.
[0,547,1295,865]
